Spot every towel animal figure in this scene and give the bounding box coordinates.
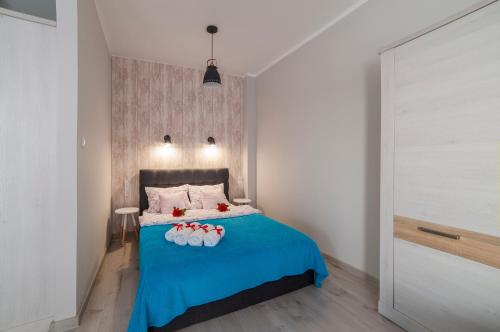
[187,224,214,247]
[203,225,225,247]
[165,222,186,242]
[174,222,200,246]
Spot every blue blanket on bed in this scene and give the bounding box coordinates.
[127,213,328,332]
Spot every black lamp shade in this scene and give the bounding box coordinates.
[203,64,221,87]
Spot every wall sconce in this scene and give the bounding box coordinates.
[164,134,172,146]
[205,136,218,158]
[158,134,174,158]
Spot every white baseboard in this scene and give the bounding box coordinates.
[48,316,78,332]
[49,246,107,332]
[3,317,52,332]
[76,247,107,324]
[321,252,379,286]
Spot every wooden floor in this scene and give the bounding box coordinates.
[76,237,403,332]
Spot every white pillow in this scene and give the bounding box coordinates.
[159,191,190,215]
[188,183,224,209]
[200,190,230,209]
[145,185,188,213]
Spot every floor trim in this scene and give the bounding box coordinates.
[76,248,107,325]
[49,248,107,331]
[321,252,379,287]
[4,317,52,332]
[49,316,79,332]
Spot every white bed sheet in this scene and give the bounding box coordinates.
[139,204,260,227]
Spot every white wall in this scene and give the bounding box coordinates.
[255,0,480,278]
[76,0,111,312]
[54,0,79,322]
[243,76,257,205]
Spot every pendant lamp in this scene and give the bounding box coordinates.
[203,25,221,87]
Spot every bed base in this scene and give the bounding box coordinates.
[149,270,315,332]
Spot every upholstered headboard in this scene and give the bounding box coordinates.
[139,168,229,213]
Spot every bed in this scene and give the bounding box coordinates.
[128,168,328,332]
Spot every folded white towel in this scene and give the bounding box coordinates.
[188,224,214,247]
[165,222,186,242]
[203,225,225,247]
[185,222,201,232]
[174,222,200,246]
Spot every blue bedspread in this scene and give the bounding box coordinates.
[128,213,328,332]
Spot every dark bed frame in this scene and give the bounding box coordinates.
[139,168,315,332]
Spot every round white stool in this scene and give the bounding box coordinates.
[233,198,252,206]
[115,207,139,246]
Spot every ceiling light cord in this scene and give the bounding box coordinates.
[211,33,214,60]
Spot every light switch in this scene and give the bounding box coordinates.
[81,137,86,147]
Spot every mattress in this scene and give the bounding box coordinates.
[139,204,260,226]
[128,213,329,332]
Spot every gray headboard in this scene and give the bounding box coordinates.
[139,168,229,213]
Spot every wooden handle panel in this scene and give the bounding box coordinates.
[394,215,500,269]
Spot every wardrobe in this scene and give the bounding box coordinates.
[0,8,59,332]
[379,1,500,331]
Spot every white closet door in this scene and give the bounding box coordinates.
[392,2,500,331]
[0,14,57,331]
[394,1,500,236]
[394,239,500,332]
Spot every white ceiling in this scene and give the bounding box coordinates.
[95,0,366,76]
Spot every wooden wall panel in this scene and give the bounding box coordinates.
[111,56,244,231]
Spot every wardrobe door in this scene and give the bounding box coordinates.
[392,2,500,331]
[0,14,57,331]
[394,239,500,332]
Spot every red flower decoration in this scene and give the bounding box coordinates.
[217,203,229,212]
[172,207,187,217]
